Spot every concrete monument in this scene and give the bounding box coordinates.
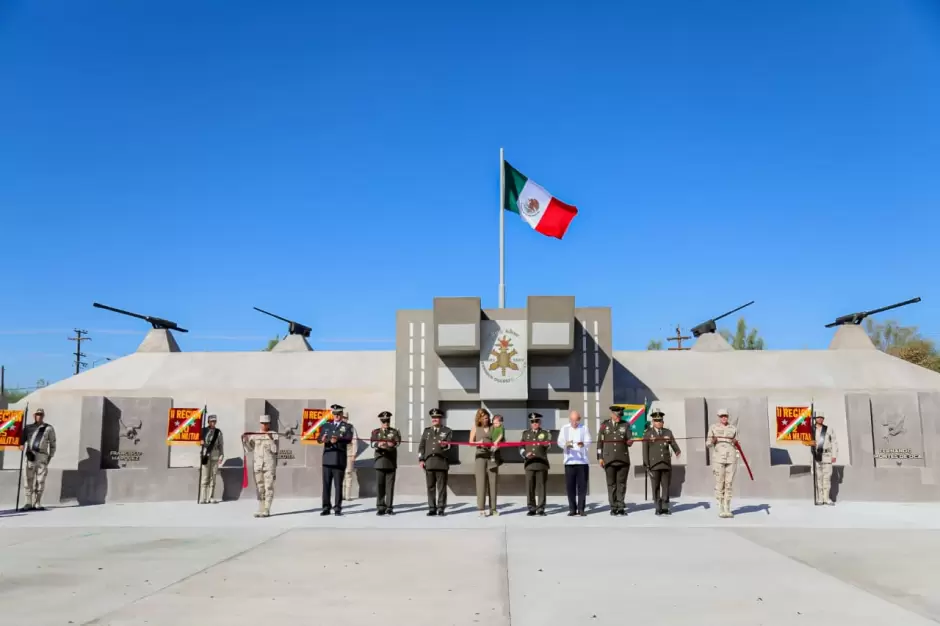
[2,295,939,507]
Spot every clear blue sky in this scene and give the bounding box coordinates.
[2,0,939,390]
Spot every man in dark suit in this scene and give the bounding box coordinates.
[643,409,681,515]
[319,403,353,516]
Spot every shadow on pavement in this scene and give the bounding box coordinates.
[671,501,710,513]
[733,504,771,516]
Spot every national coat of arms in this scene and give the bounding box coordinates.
[520,197,540,217]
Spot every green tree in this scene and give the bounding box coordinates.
[719,317,765,350]
[865,319,940,373]
[647,339,663,350]
[2,388,28,403]
[262,336,280,351]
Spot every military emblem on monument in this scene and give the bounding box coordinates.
[105,413,146,468]
[280,420,301,445]
[880,414,906,444]
[119,416,143,446]
[483,330,526,383]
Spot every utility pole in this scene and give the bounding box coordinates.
[666,325,691,351]
[1,365,5,397]
[69,329,91,374]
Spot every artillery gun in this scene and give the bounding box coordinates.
[253,307,312,338]
[690,301,755,338]
[824,298,921,328]
[93,302,188,333]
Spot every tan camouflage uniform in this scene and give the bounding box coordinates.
[22,410,56,511]
[245,416,278,517]
[342,415,357,500]
[813,416,839,505]
[706,411,738,518]
[199,420,225,504]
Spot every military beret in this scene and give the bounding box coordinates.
[259,415,271,424]
[378,411,392,421]
[717,408,729,417]
[330,404,344,413]
[429,408,443,418]
[528,412,542,421]
[207,414,218,421]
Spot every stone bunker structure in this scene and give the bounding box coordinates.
[3,295,940,506]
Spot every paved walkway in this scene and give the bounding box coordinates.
[2,497,940,625]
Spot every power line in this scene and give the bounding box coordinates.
[68,329,91,375]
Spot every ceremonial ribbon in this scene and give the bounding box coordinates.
[236,433,755,480]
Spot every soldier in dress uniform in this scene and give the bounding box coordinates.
[371,410,401,516]
[21,408,56,511]
[199,414,225,504]
[418,407,453,516]
[642,409,681,516]
[706,408,738,518]
[320,403,354,516]
[597,405,632,516]
[810,411,838,506]
[241,415,278,518]
[520,412,551,516]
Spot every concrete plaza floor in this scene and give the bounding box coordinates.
[2,496,940,626]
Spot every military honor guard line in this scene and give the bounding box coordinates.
[1,402,840,519]
[1,403,838,517]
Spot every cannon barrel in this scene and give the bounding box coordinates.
[691,301,755,338]
[93,302,188,332]
[824,297,921,328]
[253,306,312,338]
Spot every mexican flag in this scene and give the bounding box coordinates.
[503,161,578,240]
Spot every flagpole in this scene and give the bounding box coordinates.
[499,147,506,308]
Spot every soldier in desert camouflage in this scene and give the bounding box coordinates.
[706,408,738,518]
[21,408,57,511]
[242,414,278,517]
[199,414,224,504]
[810,412,838,506]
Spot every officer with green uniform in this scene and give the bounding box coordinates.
[371,410,401,516]
[597,405,632,516]
[643,409,681,516]
[418,408,453,516]
[520,412,551,516]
